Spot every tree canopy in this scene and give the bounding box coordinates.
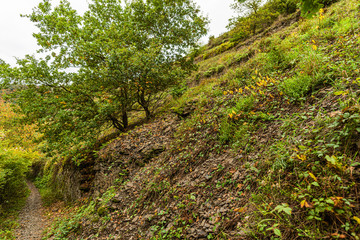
[0,0,208,159]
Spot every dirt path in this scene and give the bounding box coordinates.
[16,181,47,240]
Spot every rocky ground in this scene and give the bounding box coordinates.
[16,181,47,240]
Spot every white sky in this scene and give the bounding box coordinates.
[0,0,234,66]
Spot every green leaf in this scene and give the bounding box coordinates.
[274,228,282,237]
[274,203,292,215]
[311,182,320,187]
[351,162,360,167]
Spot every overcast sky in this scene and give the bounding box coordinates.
[0,0,234,66]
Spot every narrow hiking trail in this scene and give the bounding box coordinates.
[16,181,48,240]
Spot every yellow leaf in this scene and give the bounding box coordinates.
[232,110,236,114]
[353,216,360,225]
[297,155,306,161]
[312,45,317,50]
[234,207,246,213]
[308,172,318,182]
[300,200,306,208]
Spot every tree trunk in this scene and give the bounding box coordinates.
[122,111,128,129]
[143,105,151,120]
[139,91,152,120]
[109,115,124,131]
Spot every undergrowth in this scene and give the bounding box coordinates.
[168,0,360,238]
[42,0,360,239]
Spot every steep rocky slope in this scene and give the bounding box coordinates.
[43,0,360,239]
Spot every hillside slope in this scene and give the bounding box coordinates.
[42,0,360,239]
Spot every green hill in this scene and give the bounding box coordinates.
[12,0,360,239]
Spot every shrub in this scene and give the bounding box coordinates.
[0,148,37,205]
[300,0,338,16]
[265,46,292,71]
[171,82,188,98]
[268,0,299,14]
[233,96,256,113]
[280,74,313,100]
[218,120,233,144]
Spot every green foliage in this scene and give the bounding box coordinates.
[265,45,292,71]
[228,0,284,37]
[300,0,338,16]
[203,42,235,60]
[43,188,116,239]
[280,74,313,100]
[203,64,225,78]
[0,0,208,160]
[231,0,264,16]
[34,170,62,206]
[0,146,38,239]
[0,97,40,239]
[0,147,37,204]
[192,0,360,238]
[9,0,359,239]
[219,96,255,145]
[268,0,299,14]
[170,82,188,98]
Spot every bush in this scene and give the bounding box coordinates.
[233,96,256,113]
[269,0,299,14]
[0,146,38,238]
[0,148,36,205]
[300,0,339,16]
[280,74,313,100]
[34,170,62,206]
[219,120,233,144]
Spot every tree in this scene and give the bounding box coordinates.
[230,0,270,34]
[229,0,280,36]
[0,0,207,159]
[299,0,337,16]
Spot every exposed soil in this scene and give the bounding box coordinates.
[16,181,47,240]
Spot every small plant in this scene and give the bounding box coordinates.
[171,82,188,98]
[203,64,226,78]
[280,74,312,101]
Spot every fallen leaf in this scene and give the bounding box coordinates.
[353,216,360,225]
[308,172,318,182]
